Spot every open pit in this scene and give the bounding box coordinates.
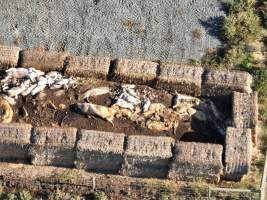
[10,79,231,145]
[0,45,258,188]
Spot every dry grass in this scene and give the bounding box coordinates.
[52,170,76,184]
[122,19,137,30]
[192,28,202,39]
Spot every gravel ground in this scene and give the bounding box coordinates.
[0,0,225,63]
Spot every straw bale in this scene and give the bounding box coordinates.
[30,127,77,167]
[19,48,68,72]
[75,130,125,174]
[65,56,111,79]
[121,135,174,178]
[112,59,158,85]
[0,123,32,144]
[0,45,20,68]
[232,92,258,129]
[224,127,252,181]
[202,69,252,97]
[156,63,204,96]
[168,142,223,182]
[0,123,32,162]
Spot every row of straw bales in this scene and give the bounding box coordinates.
[0,123,225,181]
[0,45,253,97]
[222,92,258,181]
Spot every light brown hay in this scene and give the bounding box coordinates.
[121,135,174,178]
[232,92,258,143]
[65,55,111,79]
[113,59,158,85]
[75,130,125,174]
[168,142,223,182]
[0,45,20,69]
[30,127,77,167]
[202,69,252,97]
[224,127,252,181]
[232,92,258,129]
[156,63,204,96]
[0,123,32,162]
[19,48,68,72]
[0,123,32,144]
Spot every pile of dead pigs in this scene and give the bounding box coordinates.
[0,67,226,136]
[0,45,259,182]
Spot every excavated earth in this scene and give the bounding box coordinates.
[12,77,230,144]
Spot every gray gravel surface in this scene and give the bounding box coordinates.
[0,0,225,63]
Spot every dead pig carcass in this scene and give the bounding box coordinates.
[0,97,13,123]
[76,103,116,124]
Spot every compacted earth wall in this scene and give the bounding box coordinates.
[0,45,258,183]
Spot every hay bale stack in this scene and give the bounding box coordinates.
[156,63,204,96]
[112,59,158,85]
[0,123,32,162]
[224,127,252,181]
[0,45,20,68]
[168,142,223,182]
[232,92,258,142]
[202,69,252,97]
[121,135,174,178]
[75,130,125,174]
[19,48,68,72]
[30,127,77,167]
[65,56,111,79]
